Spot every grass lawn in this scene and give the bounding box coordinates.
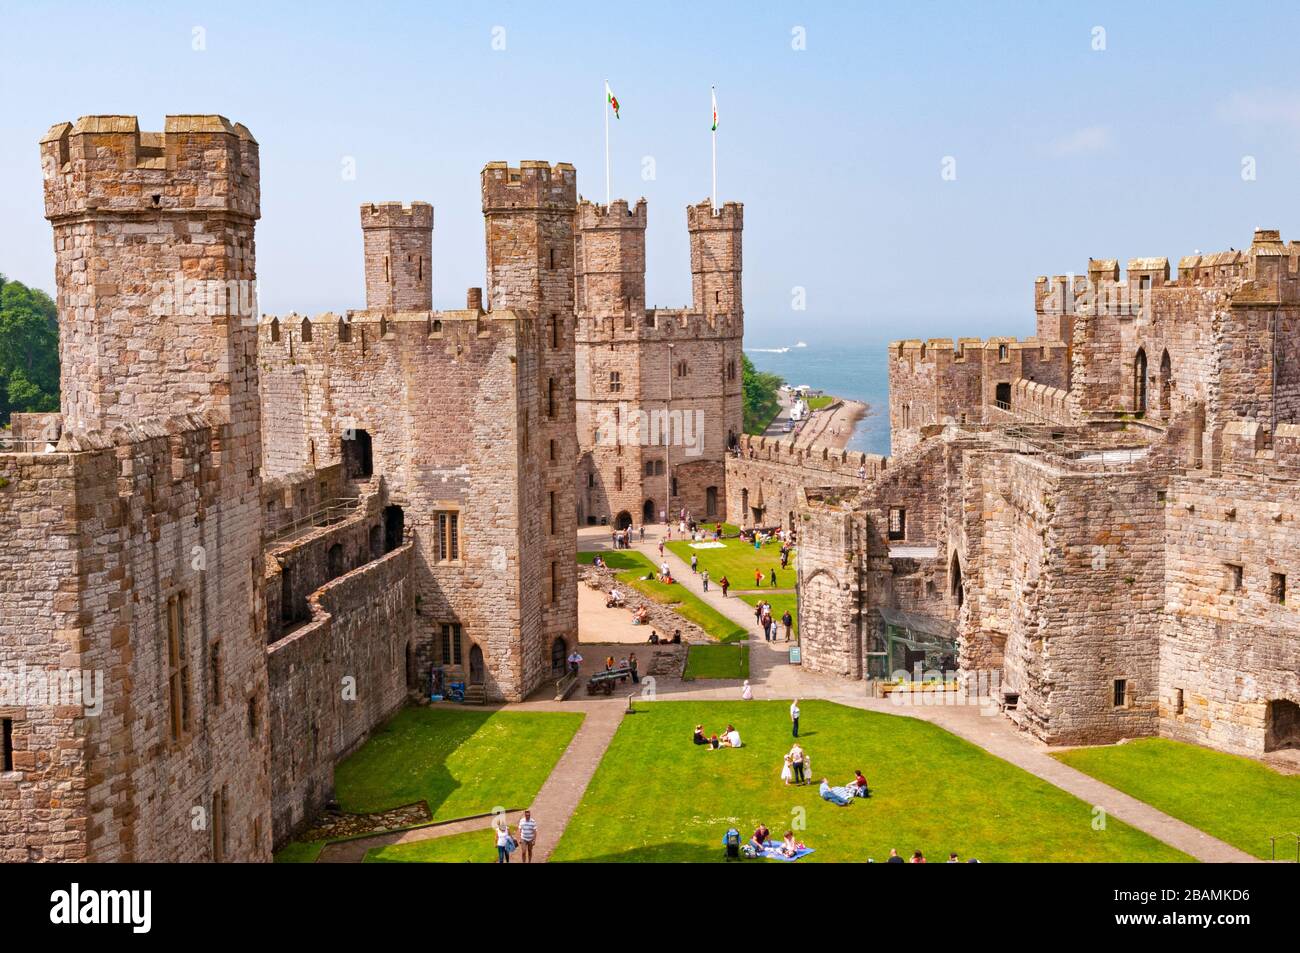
[739,592,798,640]
[667,537,796,591]
[551,700,1191,863]
[578,550,747,643]
[273,840,326,863]
[1053,738,1300,860]
[806,395,834,410]
[684,643,750,680]
[333,707,583,818]
[363,829,498,864]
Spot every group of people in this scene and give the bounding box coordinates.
[492,809,539,863]
[746,823,806,859]
[818,772,870,806]
[884,848,977,863]
[693,723,743,749]
[646,629,682,645]
[609,525,643,550]
[752,599,794,642]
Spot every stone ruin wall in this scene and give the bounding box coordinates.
[1159,422,1300,755]
[267,538,414,844]
[725,433,885,531]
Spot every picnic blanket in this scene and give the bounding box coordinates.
[757,840,814,862]
[688,541,726,549]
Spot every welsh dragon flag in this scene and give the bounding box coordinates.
[606,81,620,119]
[711,87,718,131]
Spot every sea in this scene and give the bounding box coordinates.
[746,336,891,456]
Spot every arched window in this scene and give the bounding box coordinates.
[1134,348,1149,415]
[951,553,964,609]
[269,317,280,343]
[1159,350,1172,416]
[301,317,313,342]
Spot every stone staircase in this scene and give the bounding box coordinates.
[463,684,486,705]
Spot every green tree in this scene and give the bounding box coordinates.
[741,353,784,434]
[0,273,60,424]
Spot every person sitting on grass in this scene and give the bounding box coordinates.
[722,725,742,748]
[749,823,771,852]
[851,770,870,797]
[693,724,708,746]
[708,733,721,750]
[779,830,804,858]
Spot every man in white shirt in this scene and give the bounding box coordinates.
[517,810,538,863]
[725,728,742,748]
[790,699,801,738]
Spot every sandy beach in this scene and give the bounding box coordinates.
[793,397,868,450]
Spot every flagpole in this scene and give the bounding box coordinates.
[605,79,611,207]
[711,86,717,212]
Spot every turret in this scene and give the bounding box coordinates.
[575,198,647,319]
[361,202,433,311]
[687,200,743,320]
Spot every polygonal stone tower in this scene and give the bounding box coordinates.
[361,201,433,311]
[688,199,743,320]
[575,198,647,318]
[481,161,579,686]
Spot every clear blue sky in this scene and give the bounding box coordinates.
[3,1,1298,345]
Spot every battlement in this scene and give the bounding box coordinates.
[891,336,1065,364]
[260,307,539,362]
[1215,419,1300,478]
[577,197,647,228]
[575,308,740,343]
[481,160,577,211]
[41,114,259,220]
[734,432,887,479]
[361,201,433,230]
[686,199,743,231]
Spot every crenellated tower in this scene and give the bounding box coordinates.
[361,201,433,311]
[481,161,579,688]
[688,200,743,321]
[575,198,647,317]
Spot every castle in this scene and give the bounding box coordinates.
[0,116,590,860]
[769,230,1300,758]
[574,198,744,529]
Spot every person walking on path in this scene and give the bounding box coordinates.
[658,540,665,558]
[691,553,698,573]
[782,609,794,641]
[517,810,537,863]
[494,816,512,864]
[701,569,710,592]
[754,569,763,588]
[790,699,801,738]
[720,575,730,597]
[629,652,640,684]
[770,568,778,587]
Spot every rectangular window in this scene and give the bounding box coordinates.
[1271,572,1287,605]
[888,507,906,541]
[549,439,556,463]
[644,460,655,478]
[1174,687,1185,714]
[549,491,557,535]
[436,512,460,562]
[1226,563,1244,592]
[166,592,192,742]
[1113,678,1128,708]
[615,467,624,492]
[547,378,556,418]
[247,696,259,739]
[211,641,223,707]
[609,370,622,393]
[550,315,559,349]
[212,786,227,862]
[550,561,559,604]
[441,623,463,666]
[1,718,12,772]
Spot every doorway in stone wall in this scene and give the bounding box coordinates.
[343,429,373,479]
[1265,699,1300,751]
[615,510,633,530]
[642,499,656,525]
[469,644,485,685]
[551,637,567,676]
[383,504,404,552]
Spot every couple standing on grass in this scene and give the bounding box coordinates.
[494,809,538,863]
